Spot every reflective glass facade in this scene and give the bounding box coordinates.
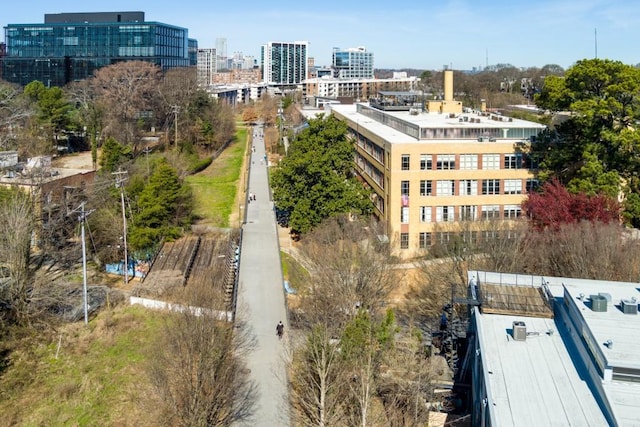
[3,17,196,86]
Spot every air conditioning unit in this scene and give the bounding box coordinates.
[591,295,608,312]
[621,299,638,315]
[512,321,526,341]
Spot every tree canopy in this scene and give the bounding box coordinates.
[271,114,373,234]
[532,58,640,226]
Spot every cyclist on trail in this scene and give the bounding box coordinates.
[276,321,284,339]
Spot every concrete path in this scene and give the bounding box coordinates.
[236,124,290,426]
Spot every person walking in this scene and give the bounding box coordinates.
[276,321,284,340]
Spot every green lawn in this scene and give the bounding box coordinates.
[186,127,248,228]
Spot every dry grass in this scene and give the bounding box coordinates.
[0,305,166,427]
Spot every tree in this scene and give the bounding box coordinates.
[0,81,32,152]
[93,61,161,147]
[522,178,620,230]
[24,81,73,150]
[66,78,104,169]
[149,264,257,426]
[532,58,640,225]
[290,324,347,427]
[292,216,394,329]
[128,159,193,250]
[99,136,132,172]
[271,114,373,234]
[0,190,35,325]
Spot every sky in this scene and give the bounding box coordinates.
[3,0,640,70]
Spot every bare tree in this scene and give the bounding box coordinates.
[293,216,394,329]
[148,259,257,427]
[0,191,35,325]
[290,324,348,427]
[0,81,32,151]
[523,221,640,280]
[93,61,161,147]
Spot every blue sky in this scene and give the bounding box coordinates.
[3,0,640,70]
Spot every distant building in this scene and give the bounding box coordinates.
[215,37,228,71]
[197,48,217,86]
[466,270,640,426]
[332,46,374,79]
[304,74,418,104]
[261,41,308,86]
[330,70,545,257]
[2,11,197,87]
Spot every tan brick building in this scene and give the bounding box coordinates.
[331,71,545,258]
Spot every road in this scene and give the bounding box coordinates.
[236,124,290,426]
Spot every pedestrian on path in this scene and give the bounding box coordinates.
[276,321,284,340]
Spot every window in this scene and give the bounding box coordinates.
[481,205,500,219]
[504,153,523,169]
[436,180,455,196]
[400,233,409,249]
[436,154,456,170]
[437,232,452,244]
[482,154,500,170]
[482,179,500,195]
[401,206,409,223]
[459,180,478,196]
[459,205,477,221]
[504,179,522,194]
[482,230,499,240]
[401,154,410,170]
[459,154,478,170]
[420,180,432,196]
[419,232,432,248]
[419,206,432,223]
[526,178,539,193]
[420,154,432,170]
[436,206,455,222]
[504,205,522,218]
[461,230,478,245]
[401,180,410,196]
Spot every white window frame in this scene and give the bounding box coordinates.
[482,154,500,170]
[459,154,478,170]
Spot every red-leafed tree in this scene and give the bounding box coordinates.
[523,179,620,230]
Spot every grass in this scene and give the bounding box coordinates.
[186,127,248,228]
[0,305,165,427]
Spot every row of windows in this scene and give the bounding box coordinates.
[400,204,522,224]
[401,229,523,249]
[400,153,534,171]
[402,179,537,196]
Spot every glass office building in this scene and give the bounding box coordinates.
[2,12,197,87]
[332,47,374,79]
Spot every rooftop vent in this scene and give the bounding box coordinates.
[512,321,526,341]
[621,299,638,315]
[591,294,608,312]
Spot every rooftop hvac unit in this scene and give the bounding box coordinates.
[591,295,608,312]
[512,321,526,341]
[621,299,638,315]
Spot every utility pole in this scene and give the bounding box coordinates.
[113,169,129,284]
[70,202,94,324]
[171,105,181,148]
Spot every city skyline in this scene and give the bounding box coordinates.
[2,0,640,70]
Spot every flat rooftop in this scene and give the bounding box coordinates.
[330,103,545,144]
[477,313,609,426]
[472,271,640,427]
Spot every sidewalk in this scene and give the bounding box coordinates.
[235,125,290,426]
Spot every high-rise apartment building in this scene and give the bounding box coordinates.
[215,37,228,71]
[330,70,546,258]
[332,46,374,79]
[2,12,196,87]
[197,48,217,86]
[261,41,308,86]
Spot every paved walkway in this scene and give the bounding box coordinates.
[236,125,290,426]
